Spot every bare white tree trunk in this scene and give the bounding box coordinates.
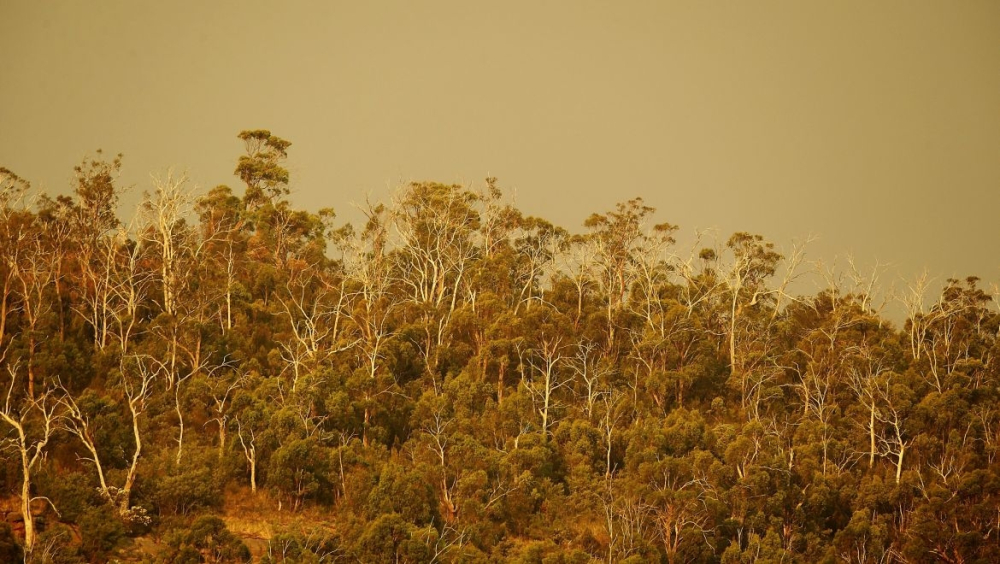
[1,365,58,561]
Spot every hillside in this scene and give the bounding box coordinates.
[1,132,998,563]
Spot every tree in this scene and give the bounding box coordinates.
[512,215,567,315]
[582,197,675,347]
[203,367,245,459]
[521,334,570,442]
[644,459,712,564]
[236,130,291,208]
[873,374,911,485]
[712,232,805,416]
[140,171,198,317]
[0,361,59,560]
[196,184,248,332]
[59,354,159,520]
[907,277,995,392]
[847,341,894,470]
[390,182,480,310]
[9,223,55,399]
[69,152,126,350]
[269,437,332,511]
[417,407,458,524]
[0,167,31,349]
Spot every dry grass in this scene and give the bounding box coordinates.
[221,486,337,546]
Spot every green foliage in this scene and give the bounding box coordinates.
[0,523,23,563]
[366,461,439,526]
[268,438,333,509]
[76,505,128,561]
[151,455,224,516]
[354,514,429,563]
[159,515,251,564]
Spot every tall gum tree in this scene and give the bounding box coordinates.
[59,354,159,520]
[195,184,247,332]
[0,363,59,561]
[69,153,126,350]
[582,197,674,349]
[711,232,806,415]
[388,182,482,386]
[0,168,31,349]
[10,221,55,400]
[235,130,291,209]
[140,172,198,318]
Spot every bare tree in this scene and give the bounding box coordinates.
[341,202,396,385]
[512,216,567,315]
[0,168,31,348]
[599,477,654,563]
[235,416,258,494]
[73,230,117,350]
[568,340,611,419]
[105,227,154,355]
[9,230,55,399]
[790,310,860,475]
[205,369,245,459]
[582,198,672,346]
[522,337,570,441]
[70,153,126,350]
[390,182,480,311]
[873,377,910,485]
[277,264,352,393]
[900,271,934,364]
[422,409,461,524]
[559,235,598,327]
[0,361,59,560]
[59,354,159,519]
[648,471,711,564]
[715,233,807,414]
[847,346,893,470]
[140,172,198,317]
[600,391,626,477]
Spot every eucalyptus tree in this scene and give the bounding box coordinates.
[517,304,575,442]
[195,184,248,332]
[388,182,483,386]
[581,197,673,348]
[0,362,59,561]
[32,193,76,342]
[236,129,291,209]
[0,167,31,348]
[59,354,160,520]
[511,215,567,315]
[706,232,808,416]
[916,277,994,391]
[9,219,55,399]
[139,172,199,318]
[234,130,329,304]
[390,181,481,310]
[69,152,126,350]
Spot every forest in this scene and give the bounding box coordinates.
[1,130,998,563]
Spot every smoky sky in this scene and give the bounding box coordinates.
[2,1,1000,300]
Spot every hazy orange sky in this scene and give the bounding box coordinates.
[2,1,1000,297]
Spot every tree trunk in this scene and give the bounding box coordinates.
[363,405,371,448]
[497,363,506,403]
[217,420,227,459]
[120,406,143,514]
[249,454,257,494]
[175,385,185,466]
[869,408,876,469]
[27,334,35,400]
[895,444,905,484]
[20,457,35,560]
